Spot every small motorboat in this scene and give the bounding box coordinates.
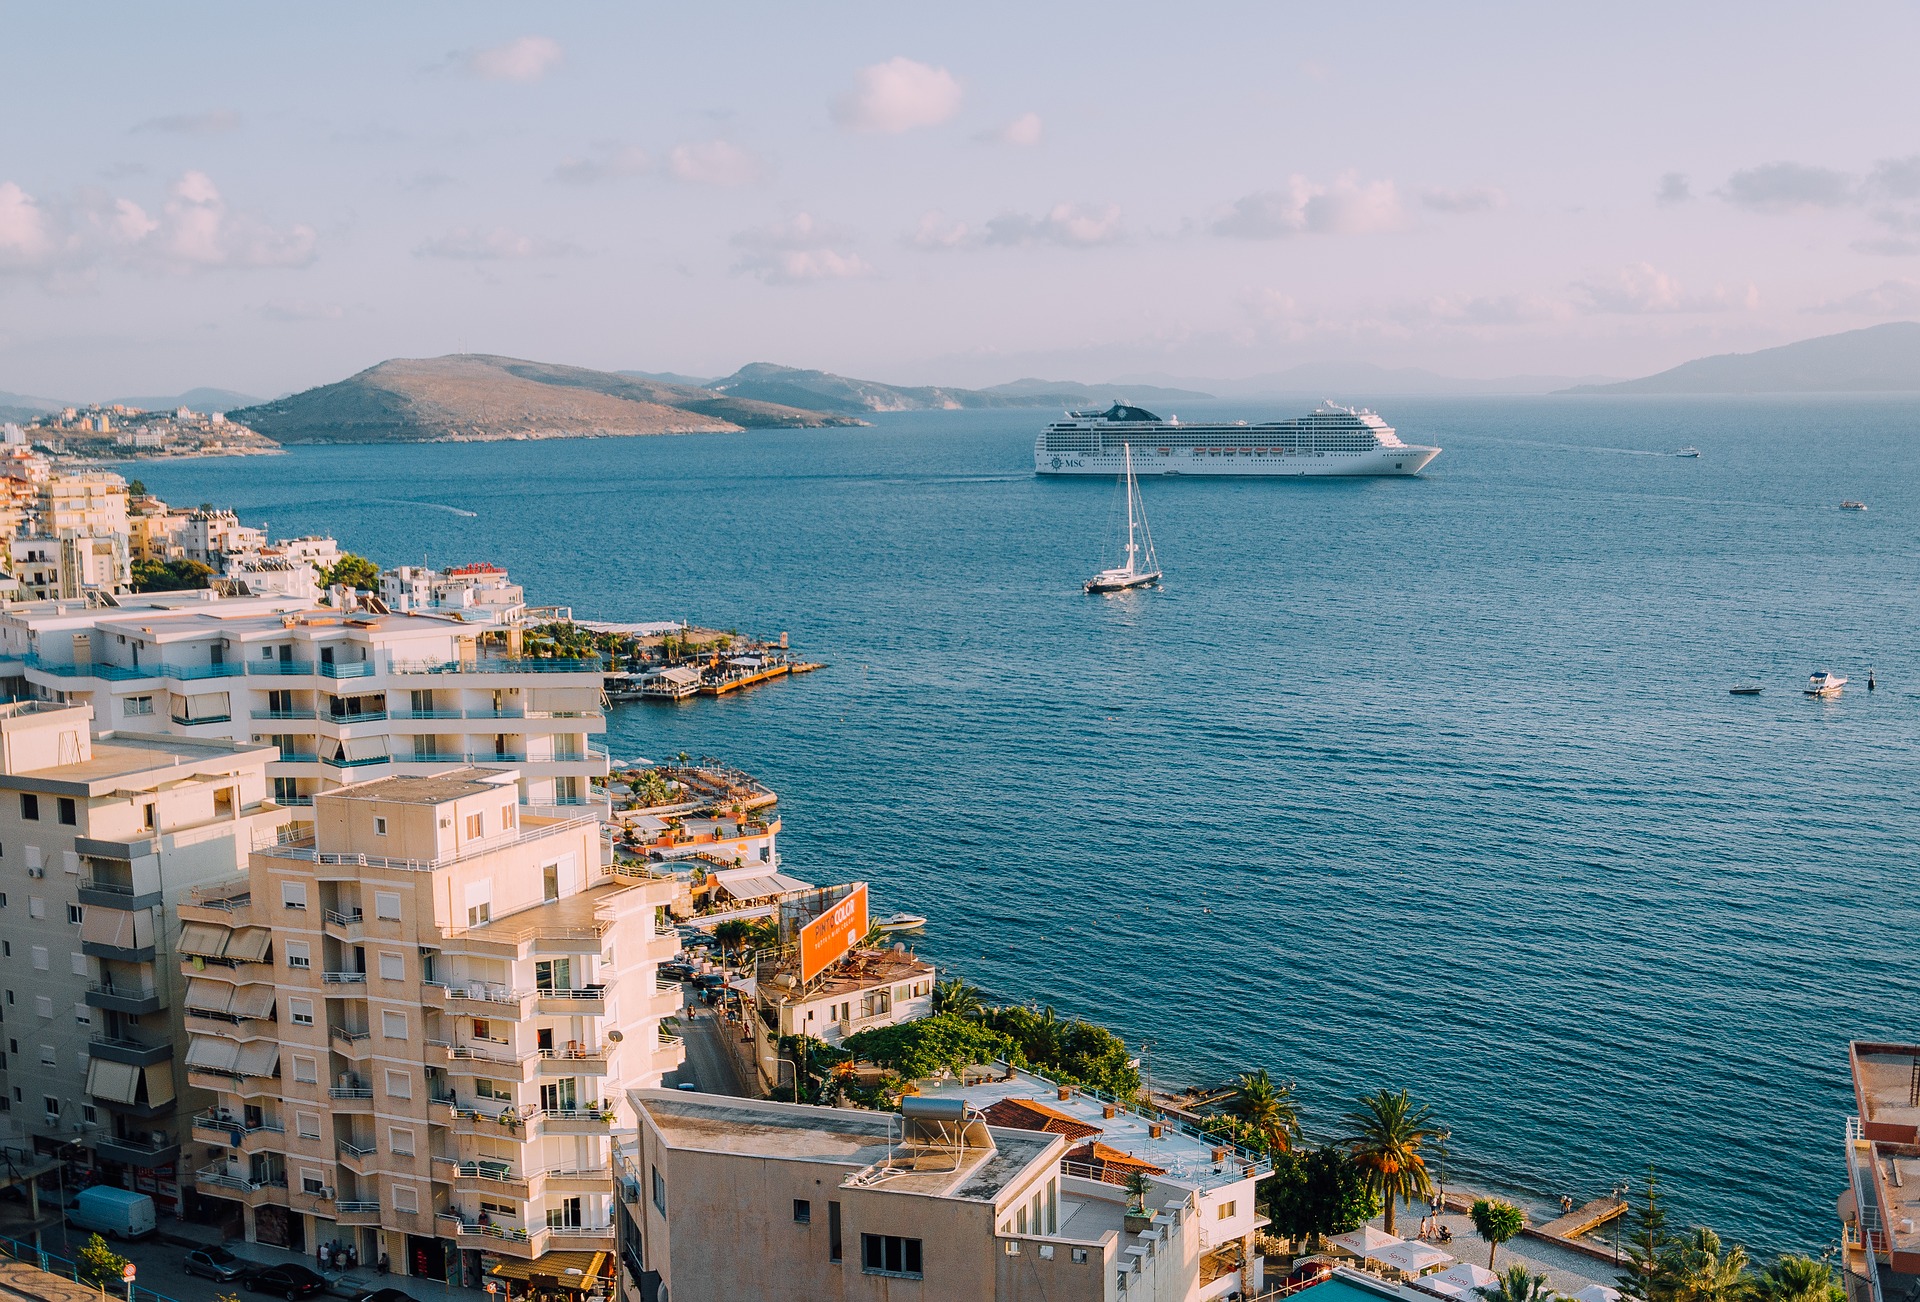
[1729,685,1763,696]
[1806,671,1847,698]
[872,912,927,933]
[1676,447,1700,458]
[1841,500,1867,511]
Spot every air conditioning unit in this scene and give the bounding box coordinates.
[26,868,43,879]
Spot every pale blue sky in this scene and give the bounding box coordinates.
[3,1,1918,397]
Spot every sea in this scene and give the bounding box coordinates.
[127,395,1920,1254]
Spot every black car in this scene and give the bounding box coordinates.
[246,1264,329,1299]
[184,1246,249,1282]
[353,1290,414,1302]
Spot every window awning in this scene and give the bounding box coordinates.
[178,923,230,958]
[83,908,153,950]
[232,984,276,1020]
[185,1036,240,1073]
[343,736,389,761]
[85,1059,140,1104]
[226,928,271,962]
[184,979,234,1014]
[235,1043,279,1079]
[185,691,229,717]
[140,1064,175,1108]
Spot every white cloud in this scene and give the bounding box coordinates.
[1719,162,1854,212]
[668,140,760,187]
[908,211,971,249]
[1804,278,1920,314]
[985,112,1043,147]
[131,108,240,136]
[0,173,313,284]
[731,214,873,285]
[983,202,1122,248]
[832,57,962,134]
[1214,175,1407,238]
[1420,186,1505,214]
[1657,172,1692,205]
[1574,262,1758,314]
[468,35,563,83]
[1867,156,1920,202]
[553,145,653,185]
[415,227,577,260]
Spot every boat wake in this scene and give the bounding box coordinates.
[366,498,479,517]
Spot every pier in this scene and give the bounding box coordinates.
[1441,1191,1629,1263]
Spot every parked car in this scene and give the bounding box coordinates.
[184,1246,249,1282]
[246,1264,329,1299]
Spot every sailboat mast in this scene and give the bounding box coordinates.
[1123,443,1137,573]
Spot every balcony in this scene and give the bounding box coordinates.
[24,654,158,682]
[335,1200,381,1225]
[83,938,156,963]
[322,970,368,985]
[394,657,603,677]
[192,1113,284,1153]
[321,754,390,770]
[169,713,232,727]
[288,1187,336,1217]
[437,1041,518,1068]
[450,1106,526,1139]
[527,1107,612,1137]
[195,1164,288,1203]
[329,1026,372,1058]
[251,708,319,721]
[319,710,389,724]
[323,908,365,940]
[160,662,246,681]
[78,878,164,911]
[535,986,606,1017]
[94,1133,180,1168]
[538,1166,614,1194]
[537,1047,607,1076]
[320,661,376,680]
[248,660,316,676]
[435,1215,616,1260]
[86,984,164,1015]
[88,1035,174,1068]
[434,984,531,1019]
[454,1163,530,1199]
[178,887,253,926]
[336,1141,376,1175]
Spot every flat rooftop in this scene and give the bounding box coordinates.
[918,1066,1266,1193]
[464,880,637,944]
[0,732,276,795]
[765,947,933,1001]
[323,769,515,805]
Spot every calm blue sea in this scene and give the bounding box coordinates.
[130,395,1920,1254]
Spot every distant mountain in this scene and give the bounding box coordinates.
[1114,363,1621,398]
[0,389,64,417]
[111,387,263,413]
[231,354,862,444]
[618,370,718,389]
[1561,323,1920,394]
[977,377,1215,405]
[694,362,1214,416]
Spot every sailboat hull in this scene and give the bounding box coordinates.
[1085,570,1161,594]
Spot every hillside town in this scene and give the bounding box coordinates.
[8,402,280,460]
[0,458,1865,1302]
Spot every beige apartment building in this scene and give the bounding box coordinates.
[622,1090,1213,1302]
[181,769,683,1287]
[0,700,281,1210]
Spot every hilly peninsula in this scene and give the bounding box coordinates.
[629,362,1212,416]
[231,354,862,444]
[1561,322,1920,394]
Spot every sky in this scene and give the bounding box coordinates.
[3,1,1920,399]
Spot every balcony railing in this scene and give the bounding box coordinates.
[328,1025,370,1043]
[322,971,367,984]
[337,1200,381,1214]
[321,754,390,769]
[248,660,316,675]
[252,709,319,721]
[338,1141,376,1159]
[329,1084,373,1100]
[324,908,364,927]
[170,713,232,726]
[320,662,376,679]
[160,662,246,681]
[24,655,156,681]
[393,657,604,676]
[322,710,388,723]
[186,886,251,910]
[196,1164,287,1194]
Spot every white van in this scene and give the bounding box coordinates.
[69,1186,157,1240]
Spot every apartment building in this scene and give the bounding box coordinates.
[1842,1041,1920,1302]
[0,700,281,1210]
[179,509,264,572]
[0,591,608,811]
[182,769,683,1286]
[755,946,935,1050]
[621,1090,1213,1302]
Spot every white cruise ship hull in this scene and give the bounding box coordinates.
[1037,444,1439,477]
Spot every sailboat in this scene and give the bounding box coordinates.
[1084,443,1162,594]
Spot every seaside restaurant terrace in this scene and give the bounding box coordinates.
[1843,1042,1920,1302]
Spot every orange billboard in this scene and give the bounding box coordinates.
[798,882,868,984]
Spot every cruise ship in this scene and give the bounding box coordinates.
[1034,401,1441,477]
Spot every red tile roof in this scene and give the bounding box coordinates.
[1063,1141,1167,1185]
[978,1098,1102,1141]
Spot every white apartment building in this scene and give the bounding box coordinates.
[179,510,265,573]
[181,769,683,1286]
[379,563,527,632]
[0,700,281,1210]
[0,591,608,811]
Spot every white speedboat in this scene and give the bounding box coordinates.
[1085,443,1162,594]
[1806,671,1847,697]
[1841,500,1867,511]
[1676,447,1700,458]
[873,912,926,933]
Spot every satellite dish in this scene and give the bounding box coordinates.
[606,1030,624,1043]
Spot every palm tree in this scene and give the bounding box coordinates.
[1339,1088,1442,1235]
[1668,1228,1751,1302]
[1744,1255,1843,1302]
[1122,1171,1154,1214]
[1478,1265,1553,1302]
[1227,1069,1302,1154]
[933,978,984,1019]
[1469,1198,1526,1269]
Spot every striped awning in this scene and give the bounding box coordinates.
[488,1251,610,1291]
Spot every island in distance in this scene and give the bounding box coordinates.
[1560,321,1920,394]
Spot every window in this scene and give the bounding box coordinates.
[465,813,483,838]
[388,1126,414,1156]
[793,1199,811,1224]
[38,1045,53,1065]
[535,959,569,992]
[296,1112,321,1139]
[1016,1205,1027,1233]
[292,1055,317,1084]
[30,947,46,971]
[43,1096,59,1119]
[143,803,155,830]
[393,1184,418,1213]
[26,898,42,920]
[66,905,81,925]
[17,795,35,821]
[1039,1244,1055,1260]
[73,1003,89,1025]
[651,1166,666,1214]
[467,903,490,927]
[378,952,403,981]
[280,882,308,910]
[373,816,387,836]
[1218,1200,1236,1219]
[382,1010,406,1039]
[81,1104,94,1124]
[285,940,310,969]
[384,1069,412,1099]
[288,998,314,1027]
[1071,1249,1090,1264]
[829,1201,842,1262]
[374,891,401,920]
[301,1171,326,1196]
[861,1235,923,1279]
[124,696,153,717]
[56,798,75,826]
[32,997,50,1018]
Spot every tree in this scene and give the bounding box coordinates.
[321,552,380,591]
[126,478,147,495]
[844,1013,1018,1082]
[1264,1145,1381,1251]
[1479,1265,1553,1302]
[130,557,213,592]
[1668,1228,1750,1302]
[1228,1069,1302,1154]
[1744,1255,1844,1302]
[1339,1088,1442,1235]
[1619,1166,1674,1302]
[714,920,753,955]
[1470,1197,1526,1269]
[1123,1171,1154,1214]
[76,1232,128,1287]
[933,978,984,1019]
